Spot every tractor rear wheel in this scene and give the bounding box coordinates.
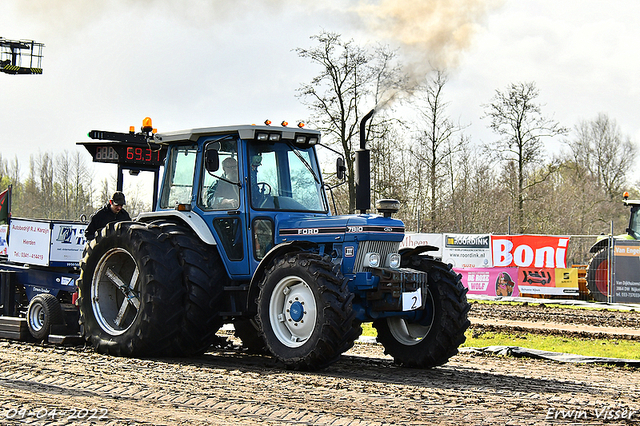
[586,249,609,302]
[78,221,186,357]
[374,258,470,368]
[27,294,64,341]
[256,251,361,370]
[148,220,225,355]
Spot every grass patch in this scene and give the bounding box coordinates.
[360,322,640,359]
[361,322,376,337]
[463,329,640,360]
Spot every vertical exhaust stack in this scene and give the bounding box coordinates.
[355,109,375,214]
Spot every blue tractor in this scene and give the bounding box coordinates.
[78,116,470,370]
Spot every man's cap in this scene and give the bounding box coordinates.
[112,191,126,206]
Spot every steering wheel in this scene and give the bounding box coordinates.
[257,182,272,195]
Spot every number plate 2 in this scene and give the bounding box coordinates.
[402,289,422,311]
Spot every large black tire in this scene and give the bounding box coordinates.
[586,249,609,302]
[78,221,186,357]
[233,318,269,354]
[27,294,64,341]
[148,220,225,355]
[256,251,361,370]
[374,257,470,368]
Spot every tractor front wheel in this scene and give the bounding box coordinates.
[374,259,470,368]
[256,251,360,370]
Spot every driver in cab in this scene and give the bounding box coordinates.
[208,157,239,209]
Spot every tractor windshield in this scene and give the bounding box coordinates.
[248,141,327,212]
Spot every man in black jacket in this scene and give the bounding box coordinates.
[85,191,131,241]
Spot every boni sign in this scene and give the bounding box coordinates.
[491,235,570,268]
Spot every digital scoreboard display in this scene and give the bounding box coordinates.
[80,129,167,168]
[93,145,165,167]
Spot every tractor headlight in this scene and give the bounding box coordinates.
[387,253,401,269]
[364,252,380,268]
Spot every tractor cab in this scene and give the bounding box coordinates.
[152,123,331,279]
[623,191,640,240]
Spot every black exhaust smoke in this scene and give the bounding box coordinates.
[355,108,375,214]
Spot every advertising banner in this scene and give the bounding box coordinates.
[518,268,579,296]
[8,219,51,266]
[612,241,640,304]
[491,235,570,268]
[50,222,87,267]
[443,233,492,268]
[0,224,7,256]
[400,233,443,258]
[456,267,519,297]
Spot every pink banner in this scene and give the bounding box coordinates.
[455,267,520,297]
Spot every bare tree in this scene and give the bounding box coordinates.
[411,70,465,232]
[296,31,405,213]
[34,152,55,219]
[71,150,94,219]
[567,113,636,200]
[55,150,95,220]
[19,157,40,218]
[100,178,111,208]
[483,82,567,233]
[56,151,72,219]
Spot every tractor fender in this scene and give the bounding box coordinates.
[589,233,634,253]
[589,236,610,253]
[399,245,440,257]
[136,210,216,246]
[245,240,319,314]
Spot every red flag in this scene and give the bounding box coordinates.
[0,186,11,223]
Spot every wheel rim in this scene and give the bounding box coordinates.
[28,303,44,332]
[91,247,141,336]
[268,276,317,348]
[387,290,435,346]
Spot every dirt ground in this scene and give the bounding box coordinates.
[1,303,639,426]
[468,301,640,329]
[468,300,640,340]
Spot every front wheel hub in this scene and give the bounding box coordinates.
[289,301,305,322]
[269,276,317,348]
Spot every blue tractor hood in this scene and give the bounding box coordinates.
[275,213,406,244]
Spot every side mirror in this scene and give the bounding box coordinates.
[205,148,219,172]
[336,157,346,180]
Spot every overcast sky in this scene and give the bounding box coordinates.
[2,0,640,195]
